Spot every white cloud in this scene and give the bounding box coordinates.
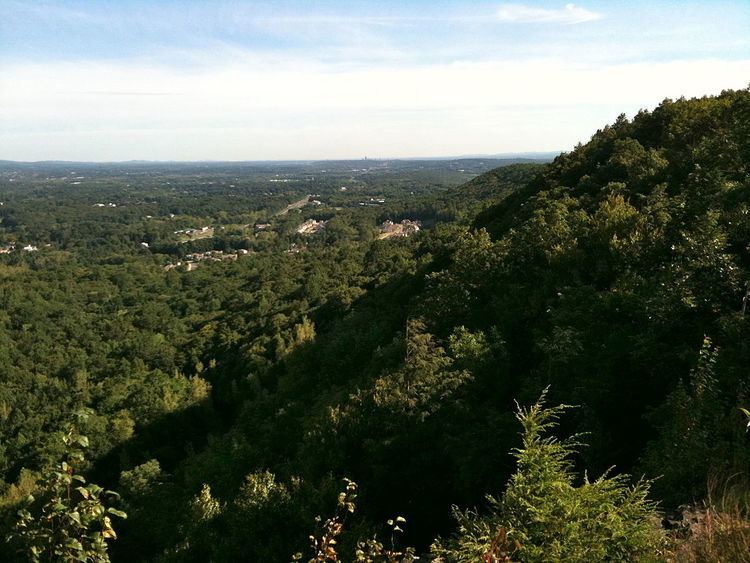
[1,57,748,160]
[496,3,603,24]
[2,0,102,24]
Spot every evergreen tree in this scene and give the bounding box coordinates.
[433,390,665,562]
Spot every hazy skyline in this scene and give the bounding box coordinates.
[1,0,749,161]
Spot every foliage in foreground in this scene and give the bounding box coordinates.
[6,410,126,562]
[294,478,418,563]
[296,392,667,562]
[432,390,666,562]
[669,504,750,562]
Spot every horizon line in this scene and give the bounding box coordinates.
[0,151,561,166]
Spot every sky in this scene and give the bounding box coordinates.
[1,0,749,161]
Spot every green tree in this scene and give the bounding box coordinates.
[7,410,126,562]
[433,390,665,562]
[370,318,472,420]
[641,337,732,505]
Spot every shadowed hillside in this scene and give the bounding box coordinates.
[3,89,750,561]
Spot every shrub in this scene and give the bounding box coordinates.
[6,410,126,562]
[432,389,666,562]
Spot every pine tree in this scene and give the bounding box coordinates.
[433,389,665,562]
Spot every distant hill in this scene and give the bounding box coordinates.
[0,154,556,168]
[453,161,544,201]
[0,157,550,178]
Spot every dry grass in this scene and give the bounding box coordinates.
[669,475,750,562]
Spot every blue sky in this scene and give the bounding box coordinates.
[1,0,749,161]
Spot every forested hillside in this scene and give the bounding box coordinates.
[2,89,750,561]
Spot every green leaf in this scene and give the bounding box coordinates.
[65,539,83,551]
[107,508,127,519]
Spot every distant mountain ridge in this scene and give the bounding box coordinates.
[0,153,557,167]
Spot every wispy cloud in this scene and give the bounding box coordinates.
[1,0,102,24]
[2,55,748,160]
[496,3,603,24]
[1,1,748,160]
[3,56,747,128]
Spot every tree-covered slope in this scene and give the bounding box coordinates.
[462,88,750,488]
[110,89,747,560]
[4,89,750,561]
